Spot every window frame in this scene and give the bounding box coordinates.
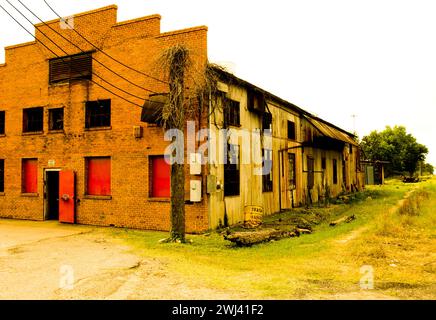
[287,120,296,140]
[223,99,241,128]
[23,107,44,133]
[262,148,273,192]
[48,107,64,131]
[224,143,240,196]
[85,100,111,129]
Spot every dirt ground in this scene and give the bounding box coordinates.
[0,219,239,300]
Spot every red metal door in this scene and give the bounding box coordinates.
[59,170,75,224]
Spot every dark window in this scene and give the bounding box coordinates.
[85,100,111,128]
[22,159,37,193]
[86,157,111,196]
[224,144,240,196]
[150,156,170,198]
[0,111,5,135]
[349,144,353,154]
[262,148,273,192]
[49,52,92,84]
[23,107,43,133]
[288,153,296,189]
[0,159,4,192]
[321,157,326,170]
[49,108,64,131]
[307,156,314,190]
[287,120,296,140]
[223,99,240,127]
[262,112,272,133]
[333,159,338,184]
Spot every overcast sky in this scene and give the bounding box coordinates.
[1,0,435,165]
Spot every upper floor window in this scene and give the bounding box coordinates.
[0,111,5,135]
[262,112,272,133]
[287,120,296,140]
[224,99,240,127]
[49,108,64,131]
[85,100,111,128]
[23,107,43,133]
[49,52,92,84]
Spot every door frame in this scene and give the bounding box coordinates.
[43,168,61,220]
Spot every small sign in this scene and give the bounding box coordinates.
[244,205,263,228]
[48,160,56,167]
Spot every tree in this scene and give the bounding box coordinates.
[422,163,434,175]
[360,126,428,177]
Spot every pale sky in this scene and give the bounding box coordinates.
[1,0,435,166]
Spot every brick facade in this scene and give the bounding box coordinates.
[0,6,209,233]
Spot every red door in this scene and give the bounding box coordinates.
[59,170,75,223]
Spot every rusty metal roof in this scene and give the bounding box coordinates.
[305,116,358,146]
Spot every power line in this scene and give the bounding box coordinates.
[4,0,150,103]
[14,0,160,95]
[43,0,169,85]
[0,3,154,108]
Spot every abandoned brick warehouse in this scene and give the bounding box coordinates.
[0,5,365,232]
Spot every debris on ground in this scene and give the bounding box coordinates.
[329,214,356,227]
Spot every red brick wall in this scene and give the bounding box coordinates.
[0,6,209,233]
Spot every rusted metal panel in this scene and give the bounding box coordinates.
[305,116,358,146]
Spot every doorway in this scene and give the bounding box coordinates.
[45,170,60,220]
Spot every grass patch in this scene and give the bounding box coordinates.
[107,178,434,299]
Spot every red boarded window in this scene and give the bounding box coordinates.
[86,157,111,196]
[150,156,170,198]
[22,159,37,193]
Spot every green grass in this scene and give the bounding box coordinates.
[108,178,435,299]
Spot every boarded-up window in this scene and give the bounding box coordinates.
[333,159,338,184]
[150,156,170,198]
[85,100,111,128]
[223,99,240,127]
[288,153,296,189]
[0,159,4,192]
[224,144,240,196]
[288,120,296,140]
[0,111,5,135]
[262,148,273,192]
[86,157,111,196]
[23,107,43,133]
[49,108,64,131]
[49,53,92,84]
[22,159,37,193]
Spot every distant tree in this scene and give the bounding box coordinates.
[423,163,434,175]
[360,126,428,177]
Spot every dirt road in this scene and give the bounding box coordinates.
[0,219,239,300]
